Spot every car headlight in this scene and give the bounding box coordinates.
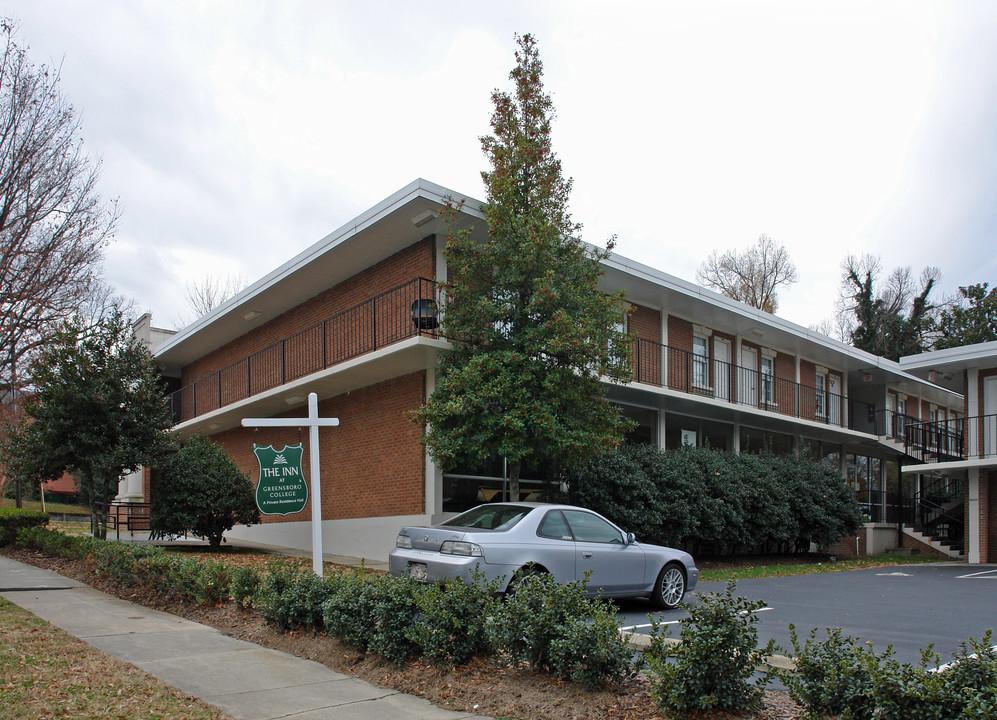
[396,534,412,549]
[439,540,483,557]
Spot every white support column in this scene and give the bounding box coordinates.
[732,421,741,453]
[661,312,669,385]
[968,468,981,564]
[424,366,443,522]
[657,409,667,449]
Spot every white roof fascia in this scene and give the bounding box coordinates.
[899,340,997,372]
[155,179,485,360]
[599,248,962,402]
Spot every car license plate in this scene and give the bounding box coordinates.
[408,562,428,581]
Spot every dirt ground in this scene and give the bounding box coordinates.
[2,546,804,720]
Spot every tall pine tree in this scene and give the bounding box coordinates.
[416,34,633,501]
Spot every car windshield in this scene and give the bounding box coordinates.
[441,504,530,531]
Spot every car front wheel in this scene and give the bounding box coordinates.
[651,563,686,610]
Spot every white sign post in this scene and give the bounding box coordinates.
[242,392,339,576]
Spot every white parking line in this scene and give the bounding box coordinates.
[956,569,997,579]
[620,621,680,631]
[621,606,774,633]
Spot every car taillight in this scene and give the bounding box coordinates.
[396,534,412,549]
[439,540,482,557]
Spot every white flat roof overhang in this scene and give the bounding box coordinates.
[605,380,887,450]
[169,336,448,440]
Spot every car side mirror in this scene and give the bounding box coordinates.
[625,532,636,545]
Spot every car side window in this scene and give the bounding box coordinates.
[537,510,573,541]
[562,510,624,544]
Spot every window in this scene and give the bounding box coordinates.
[815,372,827,417]
[692,334,709,387]
[760,356,774,404]
[562,509,624,544]
[538,510,573,541]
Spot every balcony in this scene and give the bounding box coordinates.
[631,337,848,427]
[168,278,441,423]
[875,409,920,442]
[904,415,997,465]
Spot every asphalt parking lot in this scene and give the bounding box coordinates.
[615,563,997,666]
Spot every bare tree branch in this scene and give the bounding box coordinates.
[697,235,798,313]
[0,20,118,402]
[171,273,248,328]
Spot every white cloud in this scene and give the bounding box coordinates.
[10,0,997,331]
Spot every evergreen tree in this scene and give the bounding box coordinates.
[0,311,172,538]
[934,283,997,350]
[416,34,633,501]
[151,434,260,549]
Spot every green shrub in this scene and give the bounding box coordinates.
[0,507,48,545]
[645,581,774,717]
[322,572,420,663]
[87,541,165,585]
[179,556,232,606]
[366,574,420,664]
[784,628,997,720]
[407,570,501,667]
[322,570,376,649]
[782,626,880,720]
[230,565,261,609]
[488,569,631,687]
[548,601,634,689]
[563,444,862,555]
[256,561,331,630]
[15,525,92,557]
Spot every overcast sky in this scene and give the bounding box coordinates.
[11,1,997,332]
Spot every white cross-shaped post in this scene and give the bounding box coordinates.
[242,392,339,576]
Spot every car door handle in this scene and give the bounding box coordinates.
[582,552,593,559]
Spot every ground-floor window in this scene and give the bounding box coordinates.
[442,454,557,513]
[739,427,793,455]
[664,413,732,450]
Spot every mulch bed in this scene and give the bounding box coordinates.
[2,546,804,720]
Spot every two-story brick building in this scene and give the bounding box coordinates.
[900,342,997,563]
[148,179,966,561]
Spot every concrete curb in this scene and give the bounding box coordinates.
[623,630,797,672]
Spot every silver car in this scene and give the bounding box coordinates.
[388,502,698,609]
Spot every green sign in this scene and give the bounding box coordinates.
[254,443,308,516]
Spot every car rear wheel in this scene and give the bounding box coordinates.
[505,564,545,597]
[651,562,686,610]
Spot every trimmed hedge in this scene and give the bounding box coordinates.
[562,444,863,555]
[0,507,49,545]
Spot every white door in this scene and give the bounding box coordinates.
[985,376,997,458]
[714,339,731,401]
[740,346,757,406]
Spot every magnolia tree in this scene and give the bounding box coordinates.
[415,35,633,500]
[1,311,172,537]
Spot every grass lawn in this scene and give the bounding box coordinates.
[698,552,952,582]
[1,497,89,517]
[0,597,231,720]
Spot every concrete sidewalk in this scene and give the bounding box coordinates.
[0,556,488,720]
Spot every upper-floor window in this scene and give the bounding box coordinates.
[692,334,709,387]
[815,372,827,417]
[761,356,774,404]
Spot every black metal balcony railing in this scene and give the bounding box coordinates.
[904,414,996,464]
[875,409,920,441]
[632,337,847,427]
[169,278,440,423]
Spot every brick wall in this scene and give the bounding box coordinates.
[206,372,427,523]
[181,237,435,391]
[629,305,660,343]
[667,316,694,390]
